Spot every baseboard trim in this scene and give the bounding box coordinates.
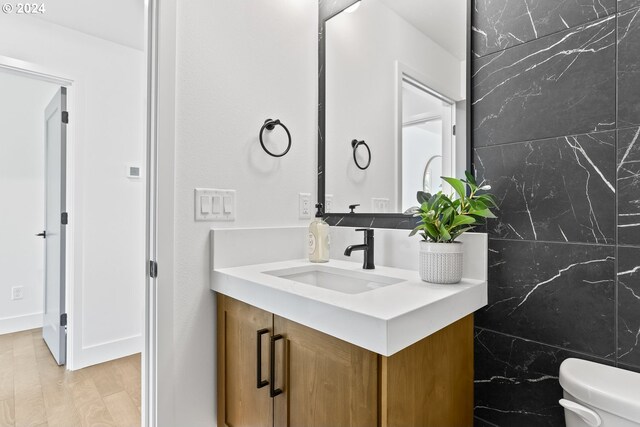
[74,334,142,369]
[0,312,43,335]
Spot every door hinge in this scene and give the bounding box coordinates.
[62,111,69,124]
[452,125,456,136]
[60,313,67,327]
[61,212,68,225]
[149,260,158,279]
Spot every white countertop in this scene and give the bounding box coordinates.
[211,258,487,356]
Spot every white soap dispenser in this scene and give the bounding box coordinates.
[308,203,330,263]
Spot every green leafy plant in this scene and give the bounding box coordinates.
[409,172,498,243]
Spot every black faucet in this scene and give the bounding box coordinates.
[344,228,375,269]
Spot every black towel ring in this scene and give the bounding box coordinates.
[259,119,292,158]
[351,139,371,170]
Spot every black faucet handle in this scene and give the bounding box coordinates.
[348,204,360,213]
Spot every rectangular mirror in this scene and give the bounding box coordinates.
[318,0,470,217]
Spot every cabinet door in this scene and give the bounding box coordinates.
[217,295,273,427]
[273,316,378,427]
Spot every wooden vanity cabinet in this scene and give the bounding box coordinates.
[273,315,378,427]
[217,294,273,427]
[216,294,473,427]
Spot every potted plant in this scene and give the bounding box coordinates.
[409,172,497,284]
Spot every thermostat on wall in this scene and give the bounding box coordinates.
[127,165,142,179]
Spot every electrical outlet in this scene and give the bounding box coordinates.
[372,198,390,213]
[299,193,311,218]
[11,286,23,300]
[324,195,334,213]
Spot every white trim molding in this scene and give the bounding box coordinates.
[0,312,43,335]
[75,334,143,368]
[149,0,176,425]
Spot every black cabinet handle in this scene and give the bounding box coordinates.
[269,334,284,397]
[256,329,270,389]
[36,231,46,238]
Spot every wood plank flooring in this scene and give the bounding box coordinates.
[0,328,140,427]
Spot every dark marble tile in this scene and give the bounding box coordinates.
[618,7,640,128]
[619,363,640,373]
[619,0,640,12]
[475,328,614,426]
[474,416,499,427]
[618,246,640,367]
[371,216,417,229]
[324,214,418,229]
[618,127,640,244]
[475,131,615,244]
[472,0,615,57]
[472,16,616,147]
[477,240,616,357]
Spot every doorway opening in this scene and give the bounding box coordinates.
[0,71,61,342]
[0,0,149,422]
[399,75,456,212]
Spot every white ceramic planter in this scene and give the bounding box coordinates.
[419,241,464,284]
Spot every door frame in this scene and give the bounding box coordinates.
[0,55,79,363]
[394,61,461,210]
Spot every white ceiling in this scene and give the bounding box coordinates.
[32,0,145,51]
[378,0,467,60]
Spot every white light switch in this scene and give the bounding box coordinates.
[223,196,233,214]
[200,196,211,214]
[195,188,236,221]
[212,196,222,214]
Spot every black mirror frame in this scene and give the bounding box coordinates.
[317,0,473,229]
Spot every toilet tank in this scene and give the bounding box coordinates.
[559,358,640,426]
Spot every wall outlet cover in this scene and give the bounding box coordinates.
[325,194,334,213]
[372,198,390,213]
[11,286,24,300]
[299,193,312,218]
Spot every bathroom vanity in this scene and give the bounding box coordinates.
[217,294,472,427]
[211,227,487,427]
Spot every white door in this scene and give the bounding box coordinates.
[42,87,67,365]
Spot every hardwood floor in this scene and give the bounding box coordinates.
[0,328,141,427]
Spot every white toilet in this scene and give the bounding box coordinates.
[559,358,640,427]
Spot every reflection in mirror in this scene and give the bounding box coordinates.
[321,0,468,215]
[401,78,455,210]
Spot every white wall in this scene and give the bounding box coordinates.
[0,15,146,368]
[0,72,58,334]
[172,0,317,424]
[401,125,442,209]
[325,0,464,212]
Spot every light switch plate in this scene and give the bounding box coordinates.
[195,188,236,221]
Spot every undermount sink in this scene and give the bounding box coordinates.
[264,264,404,294]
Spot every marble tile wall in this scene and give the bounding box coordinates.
[473,0,640,425]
